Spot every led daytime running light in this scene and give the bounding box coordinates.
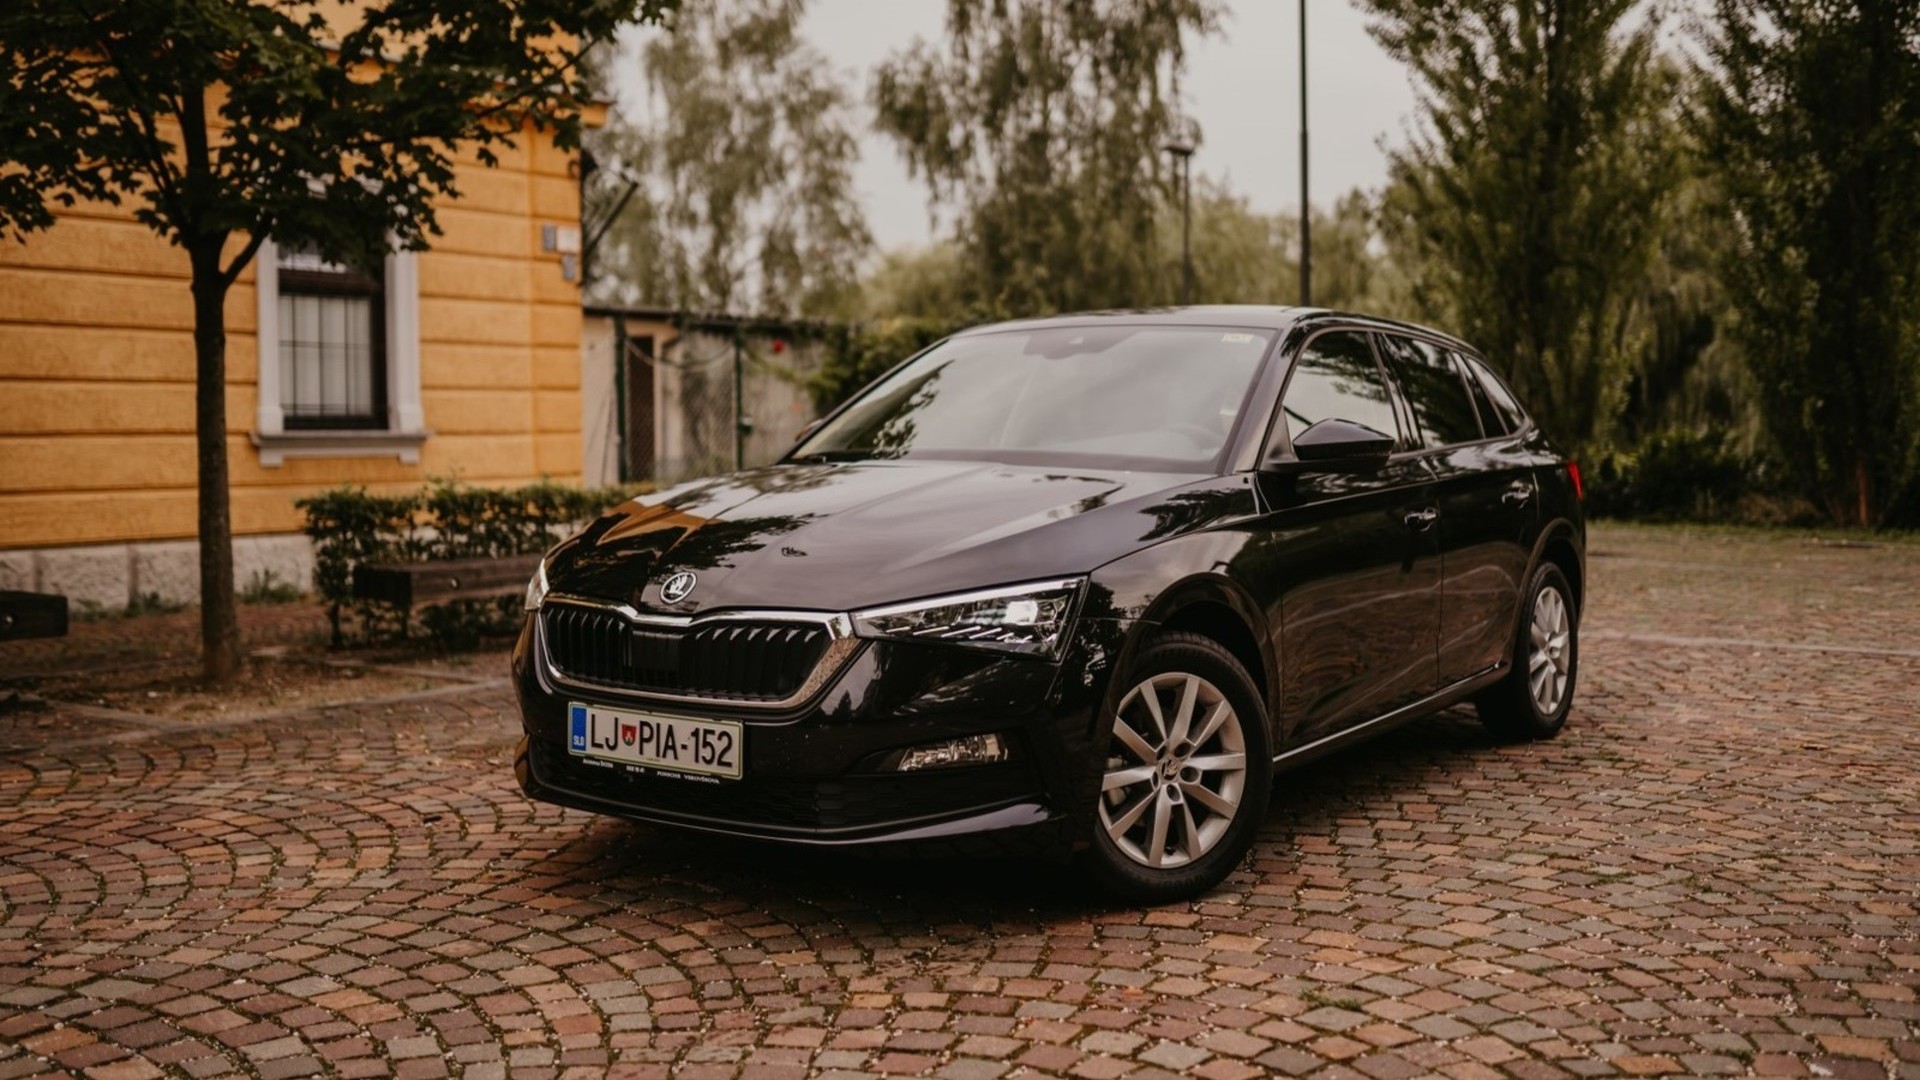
[851,578,1083,659]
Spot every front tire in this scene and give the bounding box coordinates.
[1083,632,1272,902]
[1476,562,1578,740]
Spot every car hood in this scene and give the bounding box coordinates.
[545,459,1254,614]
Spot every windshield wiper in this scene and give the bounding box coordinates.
[790,448,884,464]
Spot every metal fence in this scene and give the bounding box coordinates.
[604,323,829,488]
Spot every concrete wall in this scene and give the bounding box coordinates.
[0,534,314,613]
[580,314,829,486]
[580,314,622,487]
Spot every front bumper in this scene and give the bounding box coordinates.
[511,610,1129,855]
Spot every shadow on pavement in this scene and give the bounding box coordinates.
[526,705,1517,923]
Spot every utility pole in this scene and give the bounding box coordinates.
[732,327,745,471]
[1164,126,1196,305]
[1299,0,1312,307]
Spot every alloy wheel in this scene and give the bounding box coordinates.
[1528,586,1572,715]
[1099,672,1248,869]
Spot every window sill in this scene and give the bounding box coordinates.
[251,428,432,468]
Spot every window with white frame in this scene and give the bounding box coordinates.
[252,238,426,466]
[276,247,387,429]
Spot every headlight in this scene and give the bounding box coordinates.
[523,558,550,612]
[851,578,1083,659]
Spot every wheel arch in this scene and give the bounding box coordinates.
[1528,517,1586,619]
[1111,572,1278,729]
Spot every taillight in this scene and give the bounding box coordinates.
[1566,460,1584,502]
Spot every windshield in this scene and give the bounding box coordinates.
[792,325,1274,471]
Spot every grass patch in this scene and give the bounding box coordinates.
[1590,518,1920,546]
[242,569,304,604]
[76,592,189,621]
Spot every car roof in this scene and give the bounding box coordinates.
[952,304,1477,355]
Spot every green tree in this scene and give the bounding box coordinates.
[1162,182,1409,317]
[1616,150,1754,451]
[1361,0,1676,452]
[1696,0,1920,527]
[587,0,871,318]
[0,0,673,681]
[847,243,973,322]
[873,0,1222,316]
[1173,179,1296,306]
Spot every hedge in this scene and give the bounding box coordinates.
[296,478,648,647]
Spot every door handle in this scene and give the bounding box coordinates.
[1403,507,1439,530]
[1502,481,1534,507]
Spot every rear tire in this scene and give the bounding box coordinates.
[1476,562,1578,741]
[1082,631,1271,903]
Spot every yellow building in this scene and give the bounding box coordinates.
[0,124,589,610]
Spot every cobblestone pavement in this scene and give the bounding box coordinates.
[0,605,330,682]
[2,524,1916,1080]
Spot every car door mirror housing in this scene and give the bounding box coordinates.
[1266,419,1395,474]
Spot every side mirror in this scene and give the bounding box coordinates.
[1267,419,1395,474]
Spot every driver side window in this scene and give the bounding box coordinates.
[1279,331,1402,448]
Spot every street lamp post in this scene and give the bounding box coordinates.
[1163,128,1196,306]
[1299,0,1311,306]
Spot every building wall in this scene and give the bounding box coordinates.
[0,122,588,608]
[579,314,829,489]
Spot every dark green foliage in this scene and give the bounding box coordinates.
[296,487,430,646]
[872,0,1221,316]
[587,0,871,317]
[810,317,957,414]
[1166,182,1414,317]
[1361,0,1676,453]
[296,479,647,648]
[1587,433,1810,525]
[1616,152,1756,452]
[240,570,304,605]
[0,0,677,264]
[1695,0,1920,528]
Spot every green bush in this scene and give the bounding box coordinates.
[809,316,960,413]
[297,478,648,647]
[241,569,304,605]
[1587,432,1813,525]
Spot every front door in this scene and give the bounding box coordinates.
[1377,336,1535,685]
[1250,329,1442,748]
[624,335,656,483]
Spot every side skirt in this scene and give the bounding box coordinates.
[1270,663,1508,773]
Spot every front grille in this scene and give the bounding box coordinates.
[531,740,1037,833]
[541,602,832,702]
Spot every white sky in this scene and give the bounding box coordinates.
[805,0,1421,252]
[609,1,1425,254]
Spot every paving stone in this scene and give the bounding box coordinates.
[3,523,1919,1079]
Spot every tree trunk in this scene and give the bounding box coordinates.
[189,240,242,683]
[1856,457,1873,530]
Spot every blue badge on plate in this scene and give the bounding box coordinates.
[568,703,588,752]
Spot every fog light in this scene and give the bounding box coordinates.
[895,733,1009,771]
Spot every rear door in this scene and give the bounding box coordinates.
[1376,335,1535,685]
[1251,329,1441,746]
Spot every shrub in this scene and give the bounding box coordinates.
[297,478,647,647]
[809,316,959,413]
[241,569,304,605]
[1586,432,1814,524]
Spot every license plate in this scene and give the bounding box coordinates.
[567,702,742,780]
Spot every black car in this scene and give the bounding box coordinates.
[513,307,1585,900]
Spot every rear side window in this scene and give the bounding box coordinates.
[1462,356,1529,434]
[1454,351,1509,435]
[1279,331,1402,447]
[1379,335,1482,448]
